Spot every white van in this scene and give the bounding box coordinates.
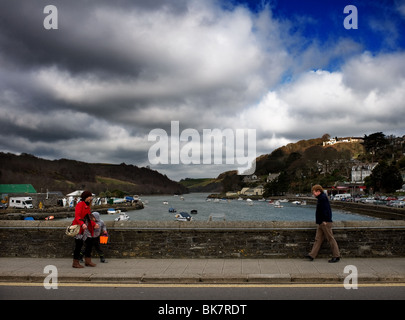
[333,193,352,201]
[9,197,34,209]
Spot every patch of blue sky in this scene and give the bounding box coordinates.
[222,0,405,54]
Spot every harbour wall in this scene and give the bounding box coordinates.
[289,197,405,220]
[0,220,404,259]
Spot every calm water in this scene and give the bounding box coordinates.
[99,193,377,222]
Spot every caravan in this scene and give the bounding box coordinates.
[333,194,351,201]
[9,197,34,209]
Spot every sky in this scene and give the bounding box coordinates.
[1,0,405,181]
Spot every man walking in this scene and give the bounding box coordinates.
[305,185,341,263]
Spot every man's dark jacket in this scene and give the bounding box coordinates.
[315,192,333,224]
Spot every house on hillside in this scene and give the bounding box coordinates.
[240,186,264,196]
[323,137,363,146]
[351,163,378,183]
[242,174,258,183]
[267,172,280,183]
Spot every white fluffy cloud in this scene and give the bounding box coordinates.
[239,51,405,152]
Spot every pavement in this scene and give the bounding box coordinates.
[0,257,404,284]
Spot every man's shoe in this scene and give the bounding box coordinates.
[85,257,96,267]
[304,254,314,261]
[328,257,340,263]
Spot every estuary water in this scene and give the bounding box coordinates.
[100,193,378,222]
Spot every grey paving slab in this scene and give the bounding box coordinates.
[0,257,404,284]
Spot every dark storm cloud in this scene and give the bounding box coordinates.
[0,0,189,74]
[1,0,273,131]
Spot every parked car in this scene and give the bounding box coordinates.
[392,201,405,208]
[362,197,375,204]
[386,200,404,207]
[374,200,386,205]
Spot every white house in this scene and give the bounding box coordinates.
[267,173,280,183]
[351,163,377,183]
[242,174,258,183]
[240,186,264,196]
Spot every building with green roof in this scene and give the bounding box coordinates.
[0,184,37,195]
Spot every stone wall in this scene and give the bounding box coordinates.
[1,220,404,259]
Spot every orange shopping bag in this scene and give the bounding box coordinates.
[100,235,109,244]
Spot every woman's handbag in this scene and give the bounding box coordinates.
[65,224,80,237]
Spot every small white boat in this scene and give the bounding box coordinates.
[114,212,130,221]
[107,208,121,214]
[113,198,126,204]
[292,200,307,205]
[274,200,283,208]
[175,212,192,221]
[163,201,169,205]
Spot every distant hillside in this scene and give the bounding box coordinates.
[179,178,222,193]
[254,136,365,177]
[180,136,368,194]
[179,133,404,195]
[0,152,188,195]
[212,135,369,195]
[180,170,245,194]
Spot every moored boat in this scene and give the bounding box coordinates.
[114,212,130,221]
[175,212,192,221]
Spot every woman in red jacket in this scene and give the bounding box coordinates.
[72,190,98,268]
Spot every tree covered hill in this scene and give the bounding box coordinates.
[199,132,404,195]
[259,132,404,195]
[0,152,188,196]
